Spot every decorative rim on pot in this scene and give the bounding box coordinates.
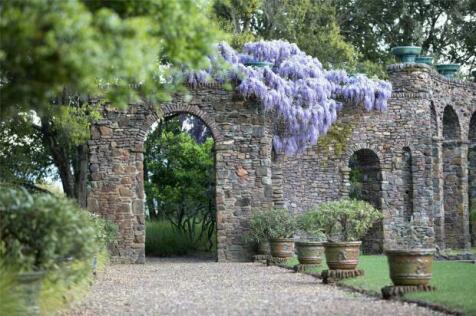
[295,240,324,246]
[324,240,362,246]
[435,64,460,78]
[244,61,274,68]
[269,237,294,242]
[384,248,435,256]
[390,46,422,63]
[415,56,433,65]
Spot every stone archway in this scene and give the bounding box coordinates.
[348,148,383,254]
[442,105,465,248]
[87,88,274,263]
[468,112,476,246]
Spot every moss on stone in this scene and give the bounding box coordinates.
[317,122,354,157]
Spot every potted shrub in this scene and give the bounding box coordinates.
[384,222,435,286]
[295,210,326,265]
[0,188,102,315]
[316,199,382,270]
[245,211,271,255]
[391,46,422,63]
[260,208,296,258]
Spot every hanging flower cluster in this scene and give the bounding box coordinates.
[184,40,392,155]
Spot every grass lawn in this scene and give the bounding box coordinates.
[286,255,476,315]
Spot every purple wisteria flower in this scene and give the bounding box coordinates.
[182,40,392,155]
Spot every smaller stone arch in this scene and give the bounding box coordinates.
[442,104,466,248]
[401,147,414,222]
[442,105,461,141]
[430,101,438,138]
[347,148,383,254]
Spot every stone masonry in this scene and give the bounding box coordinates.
[274,63,475,252]
[88,64,475,263]
[87,85,274,263]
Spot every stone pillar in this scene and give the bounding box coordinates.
[433,136,445,249]
[271,153,286,208]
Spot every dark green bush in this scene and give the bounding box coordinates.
[145,220,214,257]
[0,188,105,272]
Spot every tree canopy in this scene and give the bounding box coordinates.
[0,0,221,116]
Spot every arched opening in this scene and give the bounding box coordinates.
[143,113,217,258]
[442,105,465,248]
[468,112,476,246]
[349,149,383,254]
[401,147,414,222]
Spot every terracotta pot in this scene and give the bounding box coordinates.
[385,249,434,286]
[269,238,294,258]
[295,240,324,265]
[324,241,361,270]
[257,240,270,255]
[16,271,46,316]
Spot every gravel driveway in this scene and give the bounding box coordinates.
[64,257,443,316]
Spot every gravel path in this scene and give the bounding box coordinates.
[64,257,443,316]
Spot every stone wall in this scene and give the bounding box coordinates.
[276,63,475,251]
[87,85,274,263]
[87,65,475,263]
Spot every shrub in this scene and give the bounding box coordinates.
[245,210,271,244]
[312,199,382,242]
[145,220,215,257]
[0,259,26,316]
[296,211,327,241]
[256,208,296,240]
[0,188,101,272]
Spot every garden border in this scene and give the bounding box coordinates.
[264,260,464,316]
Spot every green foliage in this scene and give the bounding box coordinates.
[0,113,53,185]
[0,188,106,272]
[0,0,222,116]
[312,199,382,241]
[256,208,297,239]
[212,0,359,69]
[144,117,216,249]
[296,211,327,241]
[317,122,354,157]
[245,210,272,243]
[145,220,215,257]
[335,0,476,73]
[0,260,27,316]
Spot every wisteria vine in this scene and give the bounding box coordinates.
[184,40,392,155]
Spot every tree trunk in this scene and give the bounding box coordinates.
[73,144,89,207]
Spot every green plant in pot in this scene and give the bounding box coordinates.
[0,188,102,315]
[261,208,296,258]
[245,210,272,255]
[384,222,435,286]
[295,210,326,265]
[316,199,382,270]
